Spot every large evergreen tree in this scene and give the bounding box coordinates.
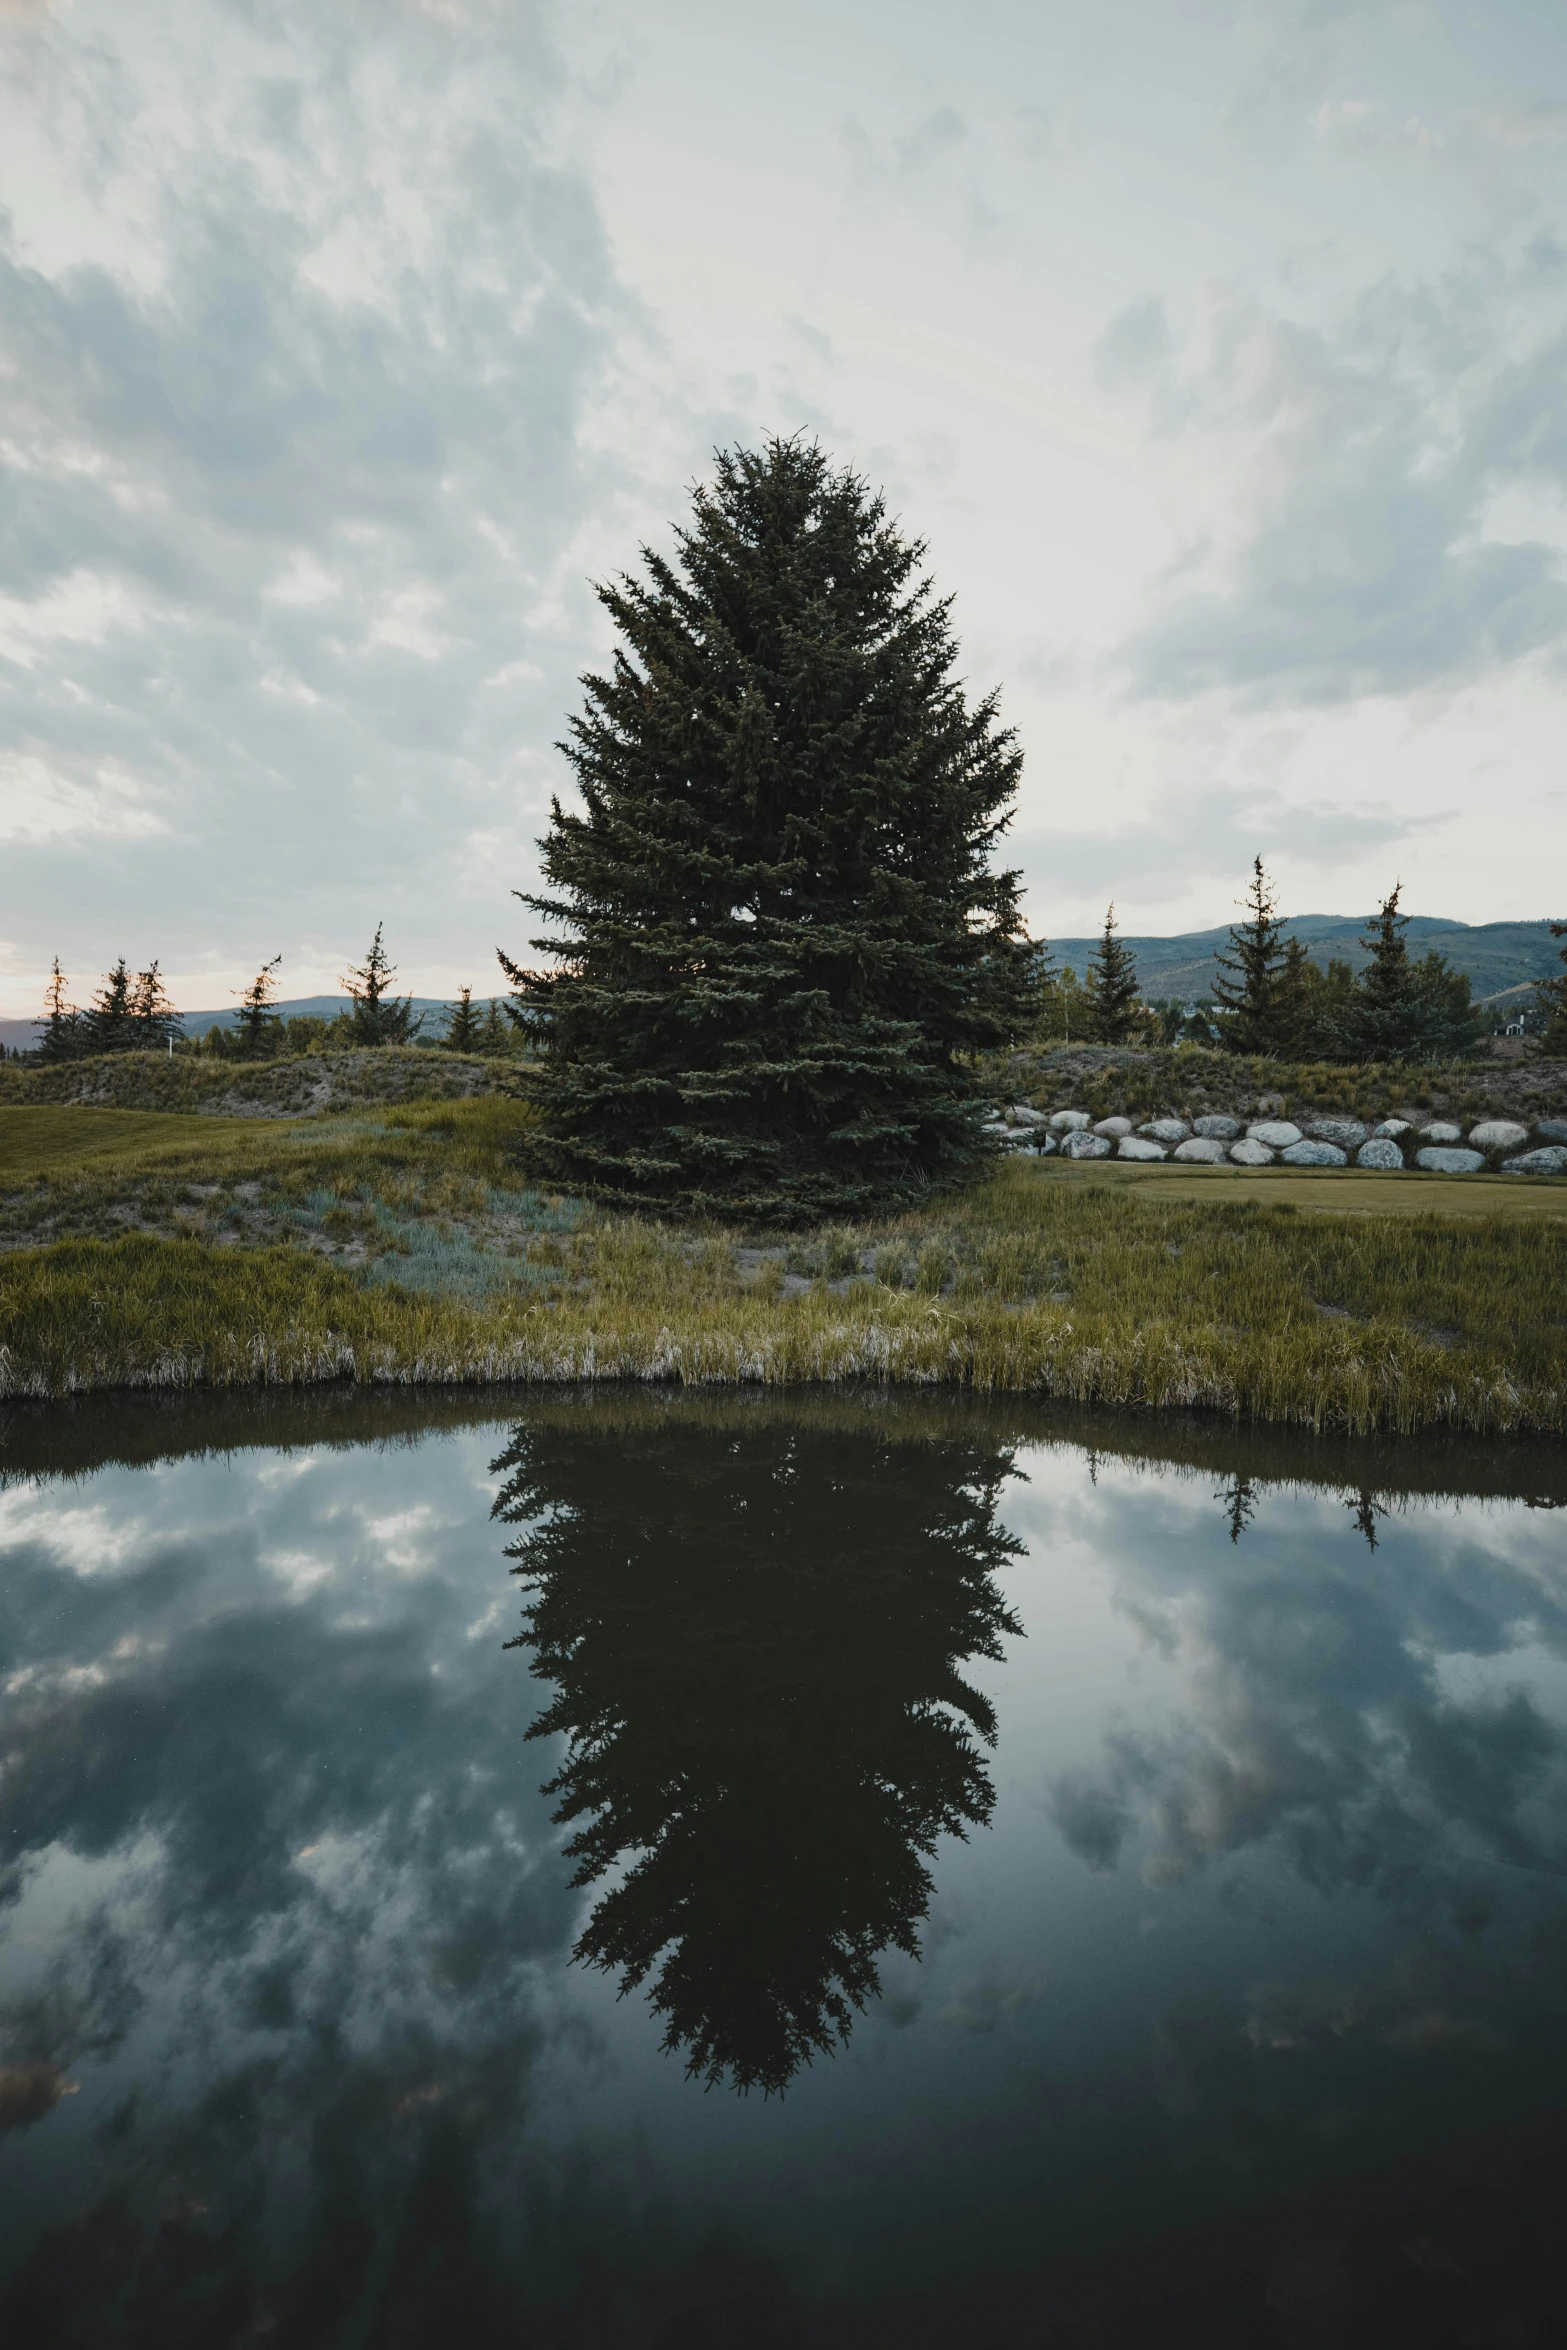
[500,439,1028,1220]
[1082,903,1141,1043]
[1212,857,1285,1054]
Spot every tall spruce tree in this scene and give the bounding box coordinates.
[501,439,1028,1219]
[1212,857,1285,1054]
[35,958,81,1062]
[235,956,282,1055]
[131,961,183,1049]
[85,959,136,1054]
[343,924,420,1046]
[1347,885,1451,1062]
[1535,922,1567,1057]
[443,985,481,1052]
[1082,904,1141,1043]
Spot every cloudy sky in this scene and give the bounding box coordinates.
[3,0,1567,1016]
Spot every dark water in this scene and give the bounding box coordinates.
[2,1390,1566,2348]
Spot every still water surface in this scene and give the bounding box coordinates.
[2,1391,1565,2346]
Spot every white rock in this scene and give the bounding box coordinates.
[1050,1109,1091,1133]
[1142,1118,1191,1145]
[1304,1119,1367,1148]
[1503,1145,1567,1175]
[1009,1104,1050,1127]
[1193,1114,1241,1140]
[1117,1136,1167,1160]
[1229,1139,1275,1166]
[1092,1116,1132,1137]
[1414,1146,1485,1173]
[1373,1120,1412,1139]
[1418,1121,1462,1143]
[1282,1140,1347,1167]
[1173,1137,1228,1163]
[1467,1120,1528,1150]
[1356,1138,1405,1170]
[1062,1130,1112,1159]
[1247,1121,1302,1149]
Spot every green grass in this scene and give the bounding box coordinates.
[0,1045,504,1117]
[2,1136,1564,1434]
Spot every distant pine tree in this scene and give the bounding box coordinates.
[1271,934,1322,1059]
[479,997,509,1054]
[131,961,183,1049]
[1212,858,1285,1055]
[1536,923,1567,1057]
[443,986,481,1052]
[501,437,1028,1220]
[35,958,82,1062]
[1344,885,1474,1062]
[85,959,136,1054]
[1083,905,1141,1044]
[234,956,283,1056]
[343,925,420,1047]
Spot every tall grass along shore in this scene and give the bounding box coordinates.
[1,1098,1563,1435]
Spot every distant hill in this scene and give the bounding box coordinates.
[1046,916,1565,1006]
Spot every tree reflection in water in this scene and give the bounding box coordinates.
[492,1402,1024,2094]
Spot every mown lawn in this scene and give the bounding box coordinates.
[1,1110,1563,1434]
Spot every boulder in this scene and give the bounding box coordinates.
[1373,1119,1412,1139]
[1247,1121,1302,1149]
[1467,1120,1528,1151]
[1117,1136,1167,1160]
[1502,1145,1567,1175]
[1414,1147,1485,1174]
[1062,1130,1112,1159]
[1536,1119,1567,1143]
[1356,1138,1406,1170]
[1092,1116,1133,1138]
[1281,1140,1347,1167]
[1303,1119,1367,1148]
[1050,1109,1090,1133]
[1141,1118,1191,1145]
[1173,1137,1228,1164]
[1229,1139,1275,1166]
[1009,1104,1050,1127]
[1192,1114,1241,1140]
[1418,1121,1462,1143]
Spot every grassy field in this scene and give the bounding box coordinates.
[1,1101,1564,1433]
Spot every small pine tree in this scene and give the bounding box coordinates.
[501,438,1028,1219]
[1083,905,1141,1044]
[85,958,136,1054]
[131,961,183,1048]
[1271,935,1321,1059]
[1212,858,1285,1055]
[443,986,481,1052]
[479,998,509,1054]
[35,958,82,1062]
[234,956,283,1055]
[1349,886,1435,1062]
[1536,922,1567,1057]
[343,924,420,1047]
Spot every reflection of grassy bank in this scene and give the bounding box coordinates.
[1,1136,1563,1431]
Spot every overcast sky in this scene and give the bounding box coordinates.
[3,0,1567,1015]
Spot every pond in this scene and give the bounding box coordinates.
[2,1390,1565,2347]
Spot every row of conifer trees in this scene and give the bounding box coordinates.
[27,929,519,1062]
[1031,866,1492,1063]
